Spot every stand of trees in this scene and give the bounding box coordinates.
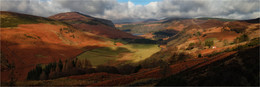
[27,58,92,80]
[234,34,249,43]
[27,58,142,80]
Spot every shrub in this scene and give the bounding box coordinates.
[198,54,202,58]
[186,43,195,50]
[223,39,229,46]
[24,34,37,39]
[197,31,201,36]
[234,34,249,43]
[239,34,249,42]
[205,40,214,48]
[27,64,42,80]
[168,52,191,64]
[247,37,260,46]
[189,43,195,47]
[58,59,63,72]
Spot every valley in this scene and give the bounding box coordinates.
[0,11,259,86]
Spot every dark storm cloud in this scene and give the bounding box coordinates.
[0,0,259,22]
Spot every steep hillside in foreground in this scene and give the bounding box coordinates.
[157,46,259,86]
[0,11,113,81]
[49,12,139,39]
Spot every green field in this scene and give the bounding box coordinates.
[122,44,161,62]
[77,44,161,66]
[205,38,217,41]
[77,47,131,66]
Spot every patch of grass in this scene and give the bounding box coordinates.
[122,44,161,62]
[35,54,47,58]
[77,43,161,66]
[205,38,217,42]
[77,47,131,66]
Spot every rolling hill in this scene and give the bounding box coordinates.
[0,11,114,81]
[0,11,259,86]
[49,12,139,39]
[157,46,259,86]
[0,11,160,83]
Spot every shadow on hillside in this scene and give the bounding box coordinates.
[0,40,102,81]
[156,46,259,86]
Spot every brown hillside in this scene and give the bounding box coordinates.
[1,15,111,81]
[49,12,139,39]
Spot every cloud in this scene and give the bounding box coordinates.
[0,0,70,17]
[1,0,259,22]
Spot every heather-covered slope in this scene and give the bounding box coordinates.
[49,12,139,39]
[157,46,259,86]
[0,11,113,81]
[1,11,259,86]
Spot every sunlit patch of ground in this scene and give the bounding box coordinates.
[77,44,161,66]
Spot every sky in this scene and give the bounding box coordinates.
[0,0,259,23]
[117,0,161,5]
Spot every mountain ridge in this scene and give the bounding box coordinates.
[49,12,139,39]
